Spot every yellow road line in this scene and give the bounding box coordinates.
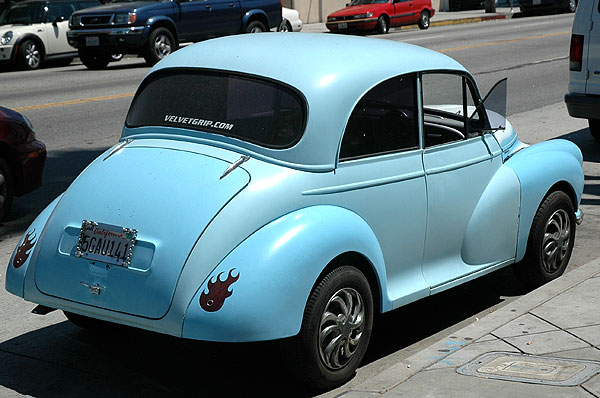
[439,31,569,53]
[14,92,135,112]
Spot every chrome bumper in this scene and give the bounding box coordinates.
[576,209,584,225]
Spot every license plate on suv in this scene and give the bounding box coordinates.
[75,220,137,267]
[85,36,99,46]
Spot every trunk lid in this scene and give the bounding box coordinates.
[34,143,249,319]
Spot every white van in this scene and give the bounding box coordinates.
[565,0,600,141]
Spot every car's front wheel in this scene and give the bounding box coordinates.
[513,191,576,287]
[144,28,176,66]
[17,40,42,70]
[284,266,373,390]
[79,50,111,70]
[589,118,600,142]
[418,10,430,29]
[377,16,389,34]
[0,157,14,221]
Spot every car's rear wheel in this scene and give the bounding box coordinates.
[144,27,176,66]
[377,16,389,34]
[0,157,14,222]
[64,311,114,331]
[246,20,266,33]
[79,50,110,70]
[513,191,575,287]
[284,266,373,390]
[418,10,430,29]
[589,119,600,142]
[17,40,42,70]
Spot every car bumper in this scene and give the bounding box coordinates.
[67,26,146,52]
[14,139,46,196]
[576,209,583,225]
[0,44,15,63]
[565,93,600,120]
[326,18,378,32]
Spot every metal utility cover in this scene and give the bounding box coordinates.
[457,351,600,386]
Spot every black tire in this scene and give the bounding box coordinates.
[143,27,176,66]
[566,0,577,12]
[64,311,114,331]
[589,119,600,142]
[110,53,124,62]
[283,266,373,390]
[17,40,42,70]
[79,50,110,70]
[0,157,14,222]
[513,191,576,288]
[376,16,389,34]
[418,10,430,30]
[246,20,266,33]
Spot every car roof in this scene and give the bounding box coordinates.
[143,33,468,171]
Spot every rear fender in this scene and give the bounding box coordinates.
[182,205,387,342]
[505,139,584,261]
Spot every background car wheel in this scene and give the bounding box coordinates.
[0,157,14,221]
[377,16,389,34]
[513,191,576,287]
[567,0,577,12]
[418,11,430,30]
[283,266,373,390]
[144,28,176,66]
[17,40,42,70]
[79,51,110,70]
[64,311,114,331]
[246,20,266,33]
[589,119,600,142]
[110,53,124,62]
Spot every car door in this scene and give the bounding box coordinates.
[44,1,77,55]
[391,0,417,26]
[203,0,240,36]
[334,74,430,307]
[176,0,214,40]
[419,72,520,291]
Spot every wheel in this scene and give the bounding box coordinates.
[418,10,430,30]
[589,119,600,142]
[64,311,114,331]
[376,16,388,34]
[566,0,577,12]
[0,157,14,222]
[110,53,124,62]
[143,27,176,66]
[513,191,576,287]
[17,40,42,70]
[78,50,110,70]
[283,266,373,390]
[246,20,266,33]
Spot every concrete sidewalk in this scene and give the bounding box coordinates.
[301,7,517,34]
[339,257,600,397]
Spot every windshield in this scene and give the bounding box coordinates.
[349,0,389,5]
[126,70,307,149]
[0,2,46,25]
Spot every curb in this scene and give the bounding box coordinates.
[397,14,508,31]
[339,257,600,395]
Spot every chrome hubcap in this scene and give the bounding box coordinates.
[25,42,40,68]
[250,26,263,33]
[154,35,171,59]
[318,288,365,370]
[542,209,571,274]
[422,15,429,27]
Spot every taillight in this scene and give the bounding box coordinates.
[570,34,584,72]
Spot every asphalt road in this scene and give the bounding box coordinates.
[0,12,598,397]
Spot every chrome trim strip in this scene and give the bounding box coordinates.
[302,171,425,195]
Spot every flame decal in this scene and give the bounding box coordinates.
[13,229,37,269]
[200,269,240,312]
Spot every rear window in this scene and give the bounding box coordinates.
[126,69,307,149]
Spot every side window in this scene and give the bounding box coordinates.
[47,2,76,22]
[340,74,419,161]
[421,72,482,147]
[76,1,100,10]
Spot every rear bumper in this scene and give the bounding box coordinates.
[565,93,600,120]
[326,18,378,32]
[67,26,147,53]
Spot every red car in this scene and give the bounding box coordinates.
[0,107,46,221]
[326,0,435,34]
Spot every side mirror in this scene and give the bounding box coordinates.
[52,16,65,26]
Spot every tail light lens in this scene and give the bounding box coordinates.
[570,34,584,72]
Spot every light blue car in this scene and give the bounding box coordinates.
[6,33,584,389]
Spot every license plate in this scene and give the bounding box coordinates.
[339,22,348,29]
[85,36,99,46]
[75,220,137,267]
[533,0,541,4]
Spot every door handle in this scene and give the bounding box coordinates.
[229,2,235,6]
[205,4,211,8]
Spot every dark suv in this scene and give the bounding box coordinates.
[67,0,281,69]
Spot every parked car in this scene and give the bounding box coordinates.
[0,106,46,221]
[565,0,599,141]
[6,33,584,389]
[0,0,100,70]
[326,0,434,34]
[519,0,577,14]
[66,0,282,69]
[279,6,302,32]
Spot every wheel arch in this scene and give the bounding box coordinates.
[13,34,46,62]
[147,17,179,44]
[242,10,270,31]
